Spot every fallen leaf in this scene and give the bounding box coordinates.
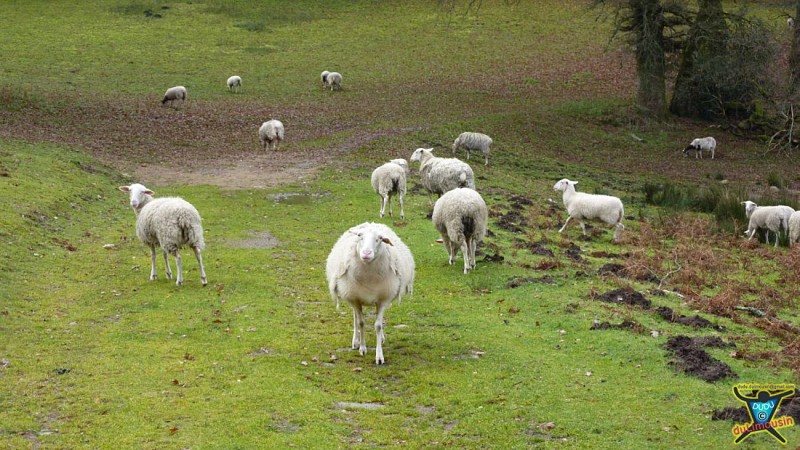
[539,422,556,430]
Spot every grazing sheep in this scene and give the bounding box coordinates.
[161,85,187,107]
[119,183,207,286]
[320,70,330,89]
[741,201,794,247]
[409,148,475,205]
[258,119,285,151]
[227,75,242,93]
[326,222,415,364]
[371,161,407,221]
[683,137,716,159]
[326,72,342,91]
[432,188,488,274]
[452,132,493,166]
[553,178,624,242]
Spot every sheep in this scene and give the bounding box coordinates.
[325,222,415,365]
[553,178,624,242]
[161,85,187,107]
[789,17,795,28]
[227,75,242,93]
[371,160,407,221]
[389,158,410,176]
[432,188,488,274]
[409,148,475,205]
[741,201,794,247]
[326,72,342,91]
[119,183,207,286]
[683,137,716,159]
[258,119,285,151]
[320,70,330,89]
[452,132,493,166]
[789,211,800,247]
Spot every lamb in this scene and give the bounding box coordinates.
[432,188,488,274]
[258,119,285,151]
[789,211,800,247]
[553,178,625,242]
[325,222,415,365]
[119,183,207,286]
[683,137,716,159]
[227,75,242,93]
[452,132,493,166]
[161,85,187,107]
[371,160,407,221]
[326,72,342,91]
[409,148,475,205]
[320,70,330,89]
[741,201,794,247]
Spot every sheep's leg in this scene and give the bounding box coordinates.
[469,238,477,270]
[558,216,572,233]
[374,302,390,364]
[352,305,367,356]
[388,194,394,218]
[174,250,183,286]
[379,195,387,218]
[484,154,489,166]
[579,220,587,236]
[461,240,471,274]
[351,308,360,349]
[613,223,624,242]
[149,245,158,281]
[193,246,207,286]
[162,249,173,280]
[399,193,405,221]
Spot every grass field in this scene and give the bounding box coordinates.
[2,0,800,448]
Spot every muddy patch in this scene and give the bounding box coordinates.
[506,275,556,288]
[512,239,554,257]
[655,306,725,331]
[564,243,583,261]
[663,336,737,382]
[595,287,651,309]
[590,320,641,331]
[711,406,749,422]
[496,210,526,233]
[713,392,800,423]
[226,231,282,249]
[597,263,626,276]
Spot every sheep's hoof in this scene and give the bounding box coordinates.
[201,278,208,286]
[149,275,157,281]
[176,280,183,286]
[376,357,385,365]
[359,346,367,356]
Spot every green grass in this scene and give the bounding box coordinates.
[2,0,800,448]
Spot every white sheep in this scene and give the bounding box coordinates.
[452,132,493,166]
[119,183,207,286]
[258,119,285,151]
[389,158,410,176]
[432,188,488,274]
[789,211,800,247]
[326,222,415,365]
[326,72,342,91]
[227,75,242,93]
[161,85,187,107]
[553,178,624,242]
[409,148,475,205]
[789,17,795,28]
[320,70,330,89]
[683,137,716,159]
[371,161,407,221]
[741,201,794,247]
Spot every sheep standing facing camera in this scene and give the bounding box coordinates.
[227,76,242,93]
[432,188,488,274]
[553,178,624,242]
[326,222,415,365]
[259,120,285,151]
[452,132,493,166]
[119,183,208,286]
[161,86,187,107]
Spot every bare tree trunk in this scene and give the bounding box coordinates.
[789,1,800,100]
[633,0,668,117]
[669,0,728,118]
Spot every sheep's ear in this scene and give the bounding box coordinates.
[381,237,394,246]
[569,180,578,186]
[119,186,131,193]
[145,189,155,196]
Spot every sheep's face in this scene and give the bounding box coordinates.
[553,179,576,192]
[410,148,433,163]
[351,229,393,263]
[119,183,155,211]
[741,201,757,217]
